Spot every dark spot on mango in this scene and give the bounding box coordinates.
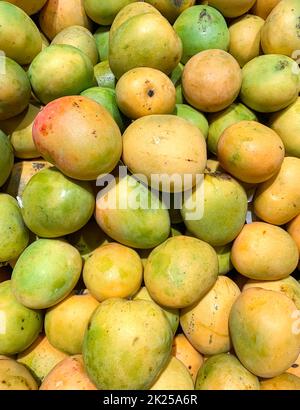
[292,363,299,368]
[147,89,155,98]
[172,0,184,7]
[275,60,289,71]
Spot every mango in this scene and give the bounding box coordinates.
[81,87,125,131]
[109,8,182,78]
[133,286,179,335]
[52,25,98,66]
[0,194,29,263]
[95,175,171,249]
[0,2,42,65]
[207,103,257,155]
[181,173,248,247]
[229,14,265,67]
[94,60,115,89]
[122,115,207,192]
[0,281,43,355]
[195,353,260,390]
[5,0,47,15]
[243,276,300,309]
[83,298,173,390]
[17,335,68,383]
[173,104,208,139]
[40,355,97,390]
[150,356,194,390]
[229,288,300,378]
[269,97,300,158]
[174,5,230,64]
[21,168,95,238]
[39,0,92,40]
[12,239,82,309]
[214,244,233,275]
[0,131,13,187]
[231,222,299,281]
[261,0,300,56]
[0,57,31,121]
[32,96,122,181]
[240,54,300,112]
[84,0,136,25]
[146,1,195,23]
[28,45,95,105]
[182,50,242,113]
[288,214,300,261]
[5,160,51,199]
[208,0,256,17]
[172,333,204,382]
[144,236,218,309]
[218,121,285,183]
[93,27,109,62]
[45,293,99,355]
[83,243,142,301]
[181,276,240,355]
[260,373,300,390]
[251,0,281,19]
[254,157,300,225]
[0,356,38,390]
[288,353,300,378]
[0,104,40,159]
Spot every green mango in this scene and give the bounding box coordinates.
[94,60,116,89]
[174,104,208,139]
[21,167,95,238]
[93,27,110,61]
[12,239,82,309]
[174,5,230,64]
[84,0,137,25]
[0,194,29,263]
[83,298,173,389]
[0,280,43,355]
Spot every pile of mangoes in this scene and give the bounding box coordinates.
[0,0,300,391]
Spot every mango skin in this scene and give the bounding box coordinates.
[0,131,14,187]
[174,5,230,64]
[45,293,99,355]
[144,236,218,309]
[5,1,47,15]
[208,0,256,18]
[195,353,260,390]
[0,104,40,159]
[32,96,122,181]
[150,356,194,390]
[288,214,300,260]
[0,281,43,356]
[261,0,300,56]
[94,27,109,62]
[39,0,92,40]
[269,97,300,158]
[243,276,300,310]
[254,157,300,225]
[181,173,248,247]
[260,373,300,390]
[28,45,95,105]
[207,103,257,155]
[94,60,116,89]
[146,0,195,23]
[84,0,136,25]
[83,298,173,390]
[180,276,240,355]
[83,243,143,301]
[109,12,182,79]
[0,356,38,390]
[240,54,300,113]
[0,194,29,263]
[40,355,97,390]
[17,335,68,383]
[172,333,204,382]
[229,288,300,378]
[0,2,42,65]
[21,168,95,238]
[134,286,179,335]
[251,0,281,19]
[231,222,299,281]
[214,244,233,275]
[81,87,125,131]
[173,104,208,139]
[95,175,171,249]
[0,57,31,121]
[11,239,82,309]
[52,25,98,66]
